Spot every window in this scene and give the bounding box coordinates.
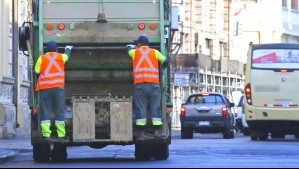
[282,0,287,7]
[291,0,298,10]
[205,38,211,49]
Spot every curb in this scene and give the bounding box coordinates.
[0,150,17,164]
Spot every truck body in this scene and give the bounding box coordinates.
[19,0,173,162]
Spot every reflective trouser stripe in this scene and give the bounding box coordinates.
[41,122,51,137]
[136,119,147,126]
[55,122,66,137]
[152,118,163,126]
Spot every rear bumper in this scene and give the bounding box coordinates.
[180,116,230,133]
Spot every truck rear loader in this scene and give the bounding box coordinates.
[19,0,174,162]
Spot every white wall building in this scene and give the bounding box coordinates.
[170,0,299,128]
[0,0,31,138]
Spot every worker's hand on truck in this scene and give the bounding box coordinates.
[65,45,73,51]
[126,44,136,51]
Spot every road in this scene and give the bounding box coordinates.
[1,132,299,168]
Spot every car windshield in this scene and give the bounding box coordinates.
[188,94,224,104]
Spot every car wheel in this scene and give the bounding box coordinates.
[181,128,193,139]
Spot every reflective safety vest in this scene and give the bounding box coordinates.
[133,47,160,84]
[36,52,65,91]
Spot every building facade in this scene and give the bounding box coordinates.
[170,0,299,127]
[0,0,31,138]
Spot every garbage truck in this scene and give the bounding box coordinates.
[19,0,174,162]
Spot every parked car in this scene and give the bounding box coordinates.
[241,96,250,135]
[234,95,244,132]
[236,95,250,136]
[180,92,235,139]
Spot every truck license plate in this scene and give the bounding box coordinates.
[199,121,210,126]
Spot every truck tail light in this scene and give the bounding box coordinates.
[180,107,186,117]
[245,84,252,105]
[58,23,65,30]
[149,23,157,30]
[33,108,39,115]
[138,23,145,30]
[222,107,228,116]
[46,23,54,30]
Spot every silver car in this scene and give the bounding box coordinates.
[180,92,235,139]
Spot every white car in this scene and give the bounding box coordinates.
[240,95,250,135]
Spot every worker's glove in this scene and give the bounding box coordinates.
[65,45,73,51]
[126,44,136,49]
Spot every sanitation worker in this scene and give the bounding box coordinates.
[35,41,73,141]
[126,35,168,139]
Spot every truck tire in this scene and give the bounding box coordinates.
[153,143,169,160]
[51,145,68,162]
[181,129,193,139]
[33,144,51,162]
[135,143,151,161]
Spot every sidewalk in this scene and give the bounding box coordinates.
[0,129,181,163]
[0,135,31,164]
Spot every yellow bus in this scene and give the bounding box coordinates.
[244,43,299,141]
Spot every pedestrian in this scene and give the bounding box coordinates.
[35,41,73,140]
[126,35,168,139]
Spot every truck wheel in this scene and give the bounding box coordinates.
[135,143,151,161]
[181,129,193,139]
[153,143,169,160]
[51,145,68,162]
[33,144,51,162]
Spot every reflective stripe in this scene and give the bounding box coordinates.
[38,79,64,85]
[133,68,159,73]
[136,118,147,126]
[136,118,146,122]
[152,118,163,126]
[134,74,159,79]
[41,120,51,124]
[55,120,65,124]
[264,104,299,107]
[136,121,147,126]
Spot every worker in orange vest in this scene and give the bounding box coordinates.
[35,41,73,141]
[126,35,168,139]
